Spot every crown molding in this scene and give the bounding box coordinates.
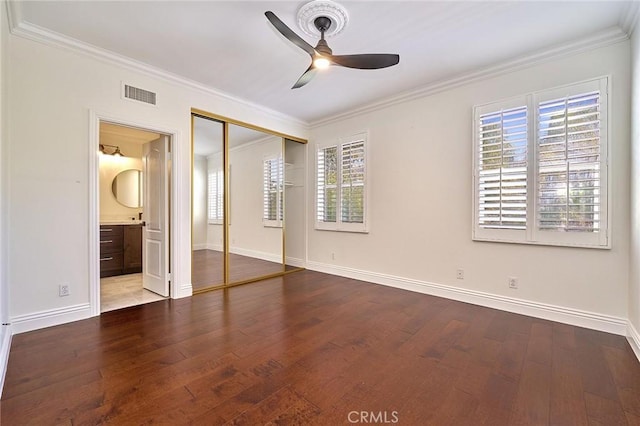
[7,1,631,132]
[5,2,309,129]
[310,25,629,128]
[619,1,640,36]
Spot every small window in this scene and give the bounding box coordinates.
[263,156,283,227]
[208,168,223,224]
[316,133,368,232]
[473,77,609,248]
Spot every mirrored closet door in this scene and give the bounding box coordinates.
[191,115,224,291]
[191,110,306,293]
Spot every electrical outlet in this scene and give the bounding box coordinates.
[59,284,70,297]
[508,277,518,289]
[456,268,464,280]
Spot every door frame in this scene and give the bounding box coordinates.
[89,110,179,316]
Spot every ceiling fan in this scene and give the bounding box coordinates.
[265,10,400,89]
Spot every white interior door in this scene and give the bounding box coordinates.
[142,135,169,296]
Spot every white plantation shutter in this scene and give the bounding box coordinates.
[341,140,365,224]
[477,106,528,230]
[316,133,367,232]
[473,77,608,248]
[208,169,223,224]
[263,156,283,226]
[317,146,338,224]
[537,92,600,231]
[534,78,607,246]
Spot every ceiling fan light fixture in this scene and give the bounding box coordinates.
[313,56,331,69]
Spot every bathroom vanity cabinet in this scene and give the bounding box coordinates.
[99,224,142,277]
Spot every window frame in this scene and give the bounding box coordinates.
[472,76,610,249]
[315,132,369,233]
[207,166,224,225]
[263,155,284,228]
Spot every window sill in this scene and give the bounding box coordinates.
[472,235,611,250]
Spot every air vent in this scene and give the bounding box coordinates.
[123,84,157,105]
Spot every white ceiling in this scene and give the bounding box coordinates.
[12,1,635,124]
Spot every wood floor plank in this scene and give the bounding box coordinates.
[1,269,639,425]
[509,359,551,425]
[584,391,629,426]
[549,346,589,425]
[603,345,640,418]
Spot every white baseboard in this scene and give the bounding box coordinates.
[176,282,193,298]
[306,261,628,336]
[628,321,640,362]
[285,256,306,269]
[0,325,12,396]
[230,247,282,264]
[10,303,92,334]
[192,243,207,251]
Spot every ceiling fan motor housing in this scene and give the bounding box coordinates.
[314,16,332,33]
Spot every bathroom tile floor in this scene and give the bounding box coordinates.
[100,273,166,312]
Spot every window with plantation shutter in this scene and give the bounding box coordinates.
[316,133,368,232]
[208,168,223,224]
[477,105,528,231]
[341,140,365,224]
[473,77,609,248]
[263,156,283,227]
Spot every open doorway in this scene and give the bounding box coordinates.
[98,122,171,312]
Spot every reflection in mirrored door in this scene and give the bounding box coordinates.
[191,115,224,290]
[228,124,284,283]
[191,108,307,293]
[284,138,306,271]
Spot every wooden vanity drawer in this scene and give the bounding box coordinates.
[100,235,123,255]
[99,225,123,238]
[99,252,123,277]
[99,224,141,277]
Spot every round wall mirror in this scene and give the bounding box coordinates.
[112,169,142,208]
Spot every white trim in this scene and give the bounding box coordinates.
[206,243,223,252]
[6,5,306,129]
[192,243,208,251]
[315,132,369,233]
[230,247,282,264]
[306,261,628,336]
[285,256,306,269]
[6,3,628,130]
[628,321,640,363]
[90,111,190,314]
[10,304,92,334]
[311,27,628,128]
[472,77,610,249]
[0,325,12,396]
[620,1,640,36]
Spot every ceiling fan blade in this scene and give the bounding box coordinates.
[292,65,317,89]
[265,11,316,57]
[331,54,400,70]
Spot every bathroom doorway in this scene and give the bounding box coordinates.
[97,122,171,312]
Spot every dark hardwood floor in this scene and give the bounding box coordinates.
[2,270,639,425]
[191,250,297,291]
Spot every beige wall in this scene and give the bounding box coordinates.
[5,30,307,321]
[99,140,143,222]
[229,137,283,262]
[309,41,631,325]
[630,23,640,347]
